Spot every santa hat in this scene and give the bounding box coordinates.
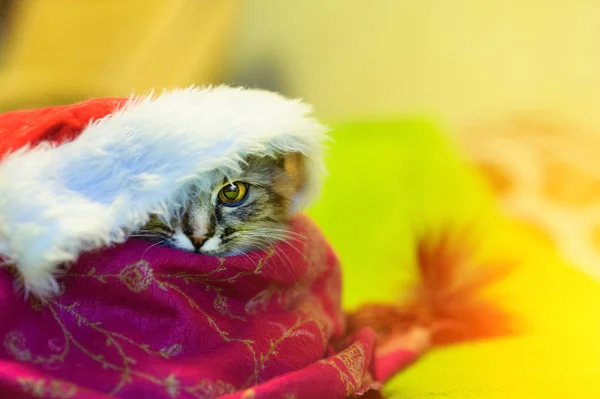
[0,86,328,299]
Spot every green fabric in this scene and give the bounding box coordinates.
[308,119,600,398]
[308,119,497,309]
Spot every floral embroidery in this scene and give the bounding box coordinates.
[159,343,183,358]
[16,376,77,398]
[320,342,366,395]
[119,260,154,292]
[187,379,237,398]
[164,374,179,398]
[4,331,31,361]
[337,342,365,389]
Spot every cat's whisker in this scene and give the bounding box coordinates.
[257,227,306,239]
[240,237,287,275]
[249,230,306,260]
[256,233,299,243]
[249,238,297,280]
[253,229,303,238]
[141,239,168,259]
[129,233,168,238]
[250,231,301,246]
[241,236,274,251]
[239,251,261,272]
[254,226,303,235]
[137,229,174,235]
[242,235,296,272]
[243,232,296,252]
[270,247,293,277]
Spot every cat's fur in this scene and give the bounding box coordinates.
[136,153,304,256]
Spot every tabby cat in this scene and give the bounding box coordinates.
[136,153,304,256]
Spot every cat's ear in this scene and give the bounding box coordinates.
[282,152,305,195]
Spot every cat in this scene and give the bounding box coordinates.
[135,153,305,256]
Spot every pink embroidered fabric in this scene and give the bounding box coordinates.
[0,216,420,399]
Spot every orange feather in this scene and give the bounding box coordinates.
[347,227,517,347]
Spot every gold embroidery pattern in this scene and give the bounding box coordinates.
[298,297,334,348]
[4,331,31,361]
[17,376,78,399]
[320,342,366,395]
[4,218,345,398]
[187,379,237,398]
[240,315,318,388]
[119,261,154,292]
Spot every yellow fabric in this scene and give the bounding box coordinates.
[0,0,237,111]
[308,120,600,398]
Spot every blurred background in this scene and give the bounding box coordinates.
[3,0,600,127]
[1,1,600,397]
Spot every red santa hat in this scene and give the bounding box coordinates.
[0,86,328,299]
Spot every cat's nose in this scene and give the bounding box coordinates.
[190,235,207,249]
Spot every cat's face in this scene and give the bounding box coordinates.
[138,153,304,256]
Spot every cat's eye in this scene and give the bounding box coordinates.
[218,182,249,207]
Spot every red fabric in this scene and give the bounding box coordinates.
[0,99,424,398]
[0,216,419,398]
[0,98,126,157]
